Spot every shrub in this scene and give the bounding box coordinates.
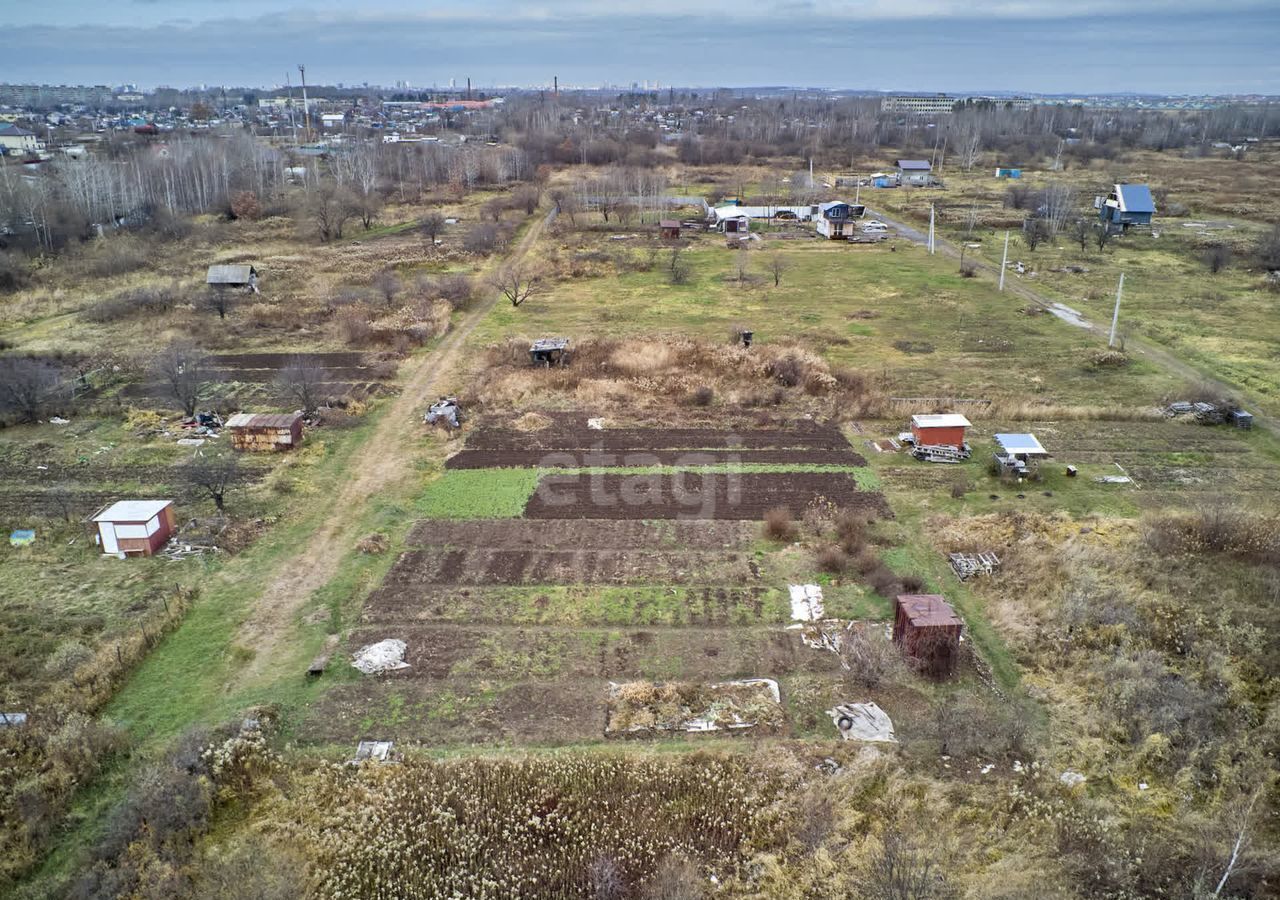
[229,190,263,221]
[763,506,798,542]
[690,385,715,407]
[769,353,807,387]
[817,546,849,574]
[840,626,905,689]
[950,476,969,499]
[866,564,902,598]
[336,308,372,346]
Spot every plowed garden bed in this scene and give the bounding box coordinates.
[404,519,755,550]
[523,472,890,520]
[465,421,856,453]
[445,447,864,469]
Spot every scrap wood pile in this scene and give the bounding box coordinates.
[605,679,784,735]
[949,551,1002,580]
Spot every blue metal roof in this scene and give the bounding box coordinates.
[1116,184,1155,214]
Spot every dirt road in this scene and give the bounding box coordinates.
[864,205,1279,437]
[233,207,557,679]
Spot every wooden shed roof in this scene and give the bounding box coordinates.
[896,594,963,628]
[206,264,257,284]
[225,412,302,429]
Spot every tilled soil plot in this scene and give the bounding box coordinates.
[118,351,396,401]
[445,447,865,469]
[376,547,756,587]
[403,519,755,550]
[363,584,770,626]
[466,420,856,453]
[524,472,890,520]
[349,625,838,681]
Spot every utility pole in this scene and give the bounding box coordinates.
[298,64,309,140]
[1109,272,1125,347]
[999,230,1009,291]
[553,75,558,99]
[286,72,297,144]
[928,204,936,254]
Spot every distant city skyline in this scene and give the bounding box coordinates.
[2,0,1277,95]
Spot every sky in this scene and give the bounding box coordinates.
[2,0,1278,95]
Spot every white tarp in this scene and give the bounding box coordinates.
[789,584,825,622]
[352,639,410,675]
[828,701,898,743]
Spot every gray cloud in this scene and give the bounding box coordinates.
[1,6,1276,93]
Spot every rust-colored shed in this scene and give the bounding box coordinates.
[893,593,963,678]
[91,500,176,557]
[226,412,303,451]
[659,219,682,239]
[910,413,971,451]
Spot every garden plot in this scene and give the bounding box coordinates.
[446,447,864,469]
[403,518,756,551]
[524,472,890,520]
[119,351,397,403]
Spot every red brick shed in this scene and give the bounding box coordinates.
[659,219,682,239]
[226,412,304,451]
[893,593,963,678]
[910,414,971,450]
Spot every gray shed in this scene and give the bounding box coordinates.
[206,264,259,291]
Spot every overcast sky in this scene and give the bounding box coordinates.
[2,0,1277,94]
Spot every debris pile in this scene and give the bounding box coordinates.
[352,639,411,675]
[828,702,898,743]
[788,584,825,621]
[605,679,783,735]
[948,551,1001,580]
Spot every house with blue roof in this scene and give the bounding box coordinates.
[1096,183,1156,233]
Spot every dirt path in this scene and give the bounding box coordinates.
[865,205,1280,437]
[233,207,556,679]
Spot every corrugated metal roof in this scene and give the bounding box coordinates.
[912,413,971,429]
[92,500,172,522]
[897,594,962,628]
[994,433,1048,456]
[1115,184,1155,214]
[206,264,257,284]
[0,124,35,137]
[226,412,302,429]
[896,159,932,170]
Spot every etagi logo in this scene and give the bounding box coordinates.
[533,440,744,519]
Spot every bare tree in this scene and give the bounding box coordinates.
[372,269,401,307]
[615,202,638,226]
[1072,217,1092,253]
[0,357,60,423]
[154,342,210,417]
[1203,243,1232,274]
[184,450,241,512]
[1040,183,1077,237]
[733,249,751,283]
[482,198,506,223]
[512,185,541,215]
[668,246,691,285]
[464,223,501,254]
[419,211,446,245]
[275,355,326,415]
[204,286,232,320]
[765,251,789,287]
[306,184,355,242]
[1024,218,1049,253]
[1097,224,1112,252]
[487,264,544,307]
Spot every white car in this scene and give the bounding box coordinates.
[861,222,888,234]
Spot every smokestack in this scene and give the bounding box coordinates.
[554,75,558,99]
[466,77,471,100]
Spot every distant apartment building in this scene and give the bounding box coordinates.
[882,94,1034,114]
[880,94,958,115]
[258,96,324,112]
[0,83,113,107]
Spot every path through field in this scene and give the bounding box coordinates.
[865,205,1280,437]
[233,207,557,680]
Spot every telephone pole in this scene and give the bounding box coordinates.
[928,204,936,254]
[1109,272,1125,347]
[999,231,1009,291]
[298,64,310,139]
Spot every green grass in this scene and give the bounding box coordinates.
[415,468,541,518]
[466,237,1184,410]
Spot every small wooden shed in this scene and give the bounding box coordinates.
[910,414,971,450]
[659,219,682,239]
[893,593,963,678]
[91,500,175,557]
[206,264,259,292]
[226,412,304,451]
